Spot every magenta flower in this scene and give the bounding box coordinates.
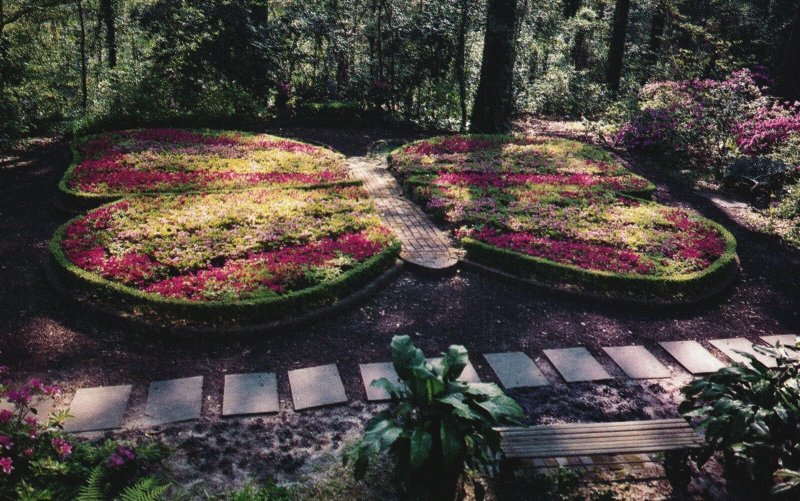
[0,435,14,450]
[51,438,72,458]
[0,457,13,475]
[0,410,12,424]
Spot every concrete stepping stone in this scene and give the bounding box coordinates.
[222,373,279,416]
[144,376,203,426]
[288,364,347,410]
[0,397,53,418]
[602,346,671,379]
[709,338,777,368]
[359,358,481,401]
[359,362,402,401]
[761,335,798,348]
[659,341,725,374]
[64,385,132,432]
[429,358,481,383]
[483,352,549,388]
[543,347,612,382]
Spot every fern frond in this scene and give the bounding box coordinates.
[118,477,169,501]
[75,466,105,501]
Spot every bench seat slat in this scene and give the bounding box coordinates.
[496,419,690,435]
[502,442,701,459]
[502,437,702,452]
[500,430,699,443]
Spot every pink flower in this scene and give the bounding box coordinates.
[51,438,72,458]
[0,457,13,475]
[23,448,34,458]
[0,410,12,424]
[0,435,14,450]
[108,445,136,468]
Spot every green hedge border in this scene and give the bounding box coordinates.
[50,206,401,323]
[58,130,361,208]
[461,217,738,301]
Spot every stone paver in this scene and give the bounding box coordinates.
[359,362,402,401]
[761,334,798,347]
[543,348,612,382]
[144,376,203,426]
[602,346,671,379]
[659,341,726,374]
[429,357,481,383]
[709,338,777,368]
[483,352,549,388]
[288,364,348,410]
[65,385,132,432]
[222,373,279,416]
[348,157,460,269]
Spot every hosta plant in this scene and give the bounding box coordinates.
[345,335,524,500]
[679,340,800,497]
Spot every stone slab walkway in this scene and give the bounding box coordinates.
[288,364,348,410]
[483,352,549,388]
[64,385,131,432]
[709,338,777,368]
[659,341,726,374]
[543,348,612,382]
[602,346,671,379]
[222,373,279,416]
[348,156,460,270]
[144,377,203,427]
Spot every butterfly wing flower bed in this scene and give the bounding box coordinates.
[389,135,738,302]
[51,130,399,326]
[59,129,356,206]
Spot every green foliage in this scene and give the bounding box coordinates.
[224,481,292,501]
[679,340,800,495]
[345,335,524,498]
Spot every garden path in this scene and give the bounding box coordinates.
[347,156,461,270]
[54,334,796,433]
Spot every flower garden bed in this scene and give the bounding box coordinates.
[389,135,738,302]
[51,187,399,324]
[59,129,355,206]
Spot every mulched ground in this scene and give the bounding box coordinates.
[1,125,798,498]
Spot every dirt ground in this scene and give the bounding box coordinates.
[1,125,798,498]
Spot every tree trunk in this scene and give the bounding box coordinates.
[456,0,469,131]
[470,0,518,133]
[100,0,116,68]
[606,0,630,96]
[779,7,800,100]
[76,0,87,109]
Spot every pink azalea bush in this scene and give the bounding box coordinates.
[58,187,397,301]
[0,367,167,498]
[64,129,350,196]
[392,136,730,277]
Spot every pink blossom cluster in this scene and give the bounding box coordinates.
[734,102,800,155]
[473,228,656,275]
[432,172,649,191]
[664,210,726,267]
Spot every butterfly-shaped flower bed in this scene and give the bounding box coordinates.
[389,135,738,302]
[51,129,399,327]
[59,129,354,205]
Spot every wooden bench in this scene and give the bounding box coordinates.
[496,418,704,491]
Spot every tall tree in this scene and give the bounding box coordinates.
[76,0,87,109]
[455,0,469,131]
[470,0,518,133]
[606,0,630,96]
[100,0,115,68]
[779,6,800,100]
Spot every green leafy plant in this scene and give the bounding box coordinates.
[679,340,800,496]
[345,335,524,500]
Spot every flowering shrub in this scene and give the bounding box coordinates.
[391,135,734,281]
[0,367,168,499]
[55,187,397,302]
[62,129,350,197]
[615,69,767,169]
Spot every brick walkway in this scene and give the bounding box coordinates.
[348,156,461,270]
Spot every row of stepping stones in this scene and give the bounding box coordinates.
[16,335,793,434]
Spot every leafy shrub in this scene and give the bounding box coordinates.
[0,367,169,499]
[614,69,767,171]
[774,182,800,247]
[345,335,524,500]
[723,157,798,202]
[679,340,800,497]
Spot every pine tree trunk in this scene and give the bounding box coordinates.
[470,0,518,133]
[456,0,469,132]
[606,0,630,96]
[101,0,116,68]
[77,0,87,109]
